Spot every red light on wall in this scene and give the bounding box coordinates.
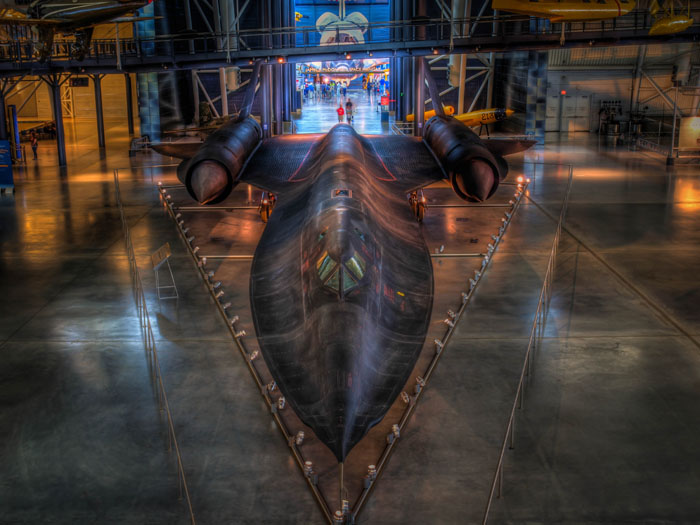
[561,90,567,95]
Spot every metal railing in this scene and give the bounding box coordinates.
[635,136,672,157]
[2,10,698,66]
[113,169,196,525]
[159,174,532,523]
[391,121,413,135]
[156,183,333,523]
[351,178,532,521]
[481,164,574,524]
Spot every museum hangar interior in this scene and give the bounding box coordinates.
[1,0,700,523]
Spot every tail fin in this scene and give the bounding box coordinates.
[236,60,263,122]
[421,56,446,117]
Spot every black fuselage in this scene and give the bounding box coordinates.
[249,125,433,461]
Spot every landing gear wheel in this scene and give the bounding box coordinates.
[258,192,276,223]
[409,191,426,223]
[416,201,425,222]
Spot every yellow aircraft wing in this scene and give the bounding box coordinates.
[454,108,514,127]
[649,14,694,35]
[406,106,455,122]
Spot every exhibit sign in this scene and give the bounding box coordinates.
[678,117,700,151]
[0,139,14,189]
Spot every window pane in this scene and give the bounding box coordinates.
[342,268,356,292]
[346,256,364,280]
[326,266,340,292]
[318,253,336,282]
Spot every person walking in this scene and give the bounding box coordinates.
[345,99,354,125]
[30,131,38,160]
[336,104,345,123]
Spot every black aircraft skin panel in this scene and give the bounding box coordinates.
[152,59,534,463]
[249,125,434,462]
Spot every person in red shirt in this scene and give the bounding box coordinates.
[336,104,345,123]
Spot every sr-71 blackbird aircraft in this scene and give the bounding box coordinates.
[153,59,534,462]
[0,0,152,59]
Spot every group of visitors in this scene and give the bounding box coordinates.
[303,80,349,100]
[362,75,388,98]
[336,99,354,125]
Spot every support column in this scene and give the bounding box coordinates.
[283,63,292,122]
[457,55,466,114]
[192,70,200,124]
[629,45,646,117]
[692,73,700,116]
[669,81,679,162]
[93,75,105,148]
[45,75,67,166]
[124,73,134,135]
[486,52,495,108]
[390,57,399,118]
[525,51,547,145]
[261,64,272,138]
[402,57,412,122]
[0,90,7,141]
[413,56,425,136]
[219,67,228,116]
[274,63,283,135]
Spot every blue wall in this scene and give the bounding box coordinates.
[294,0,390,47]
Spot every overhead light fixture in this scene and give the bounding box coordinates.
[432,48,439,55]
[345,53,351,60]
[277,56,284,63]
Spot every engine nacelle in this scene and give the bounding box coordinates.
[184,117,262,204]
[423,116,504,202]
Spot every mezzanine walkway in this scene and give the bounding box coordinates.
[1,11,699,77]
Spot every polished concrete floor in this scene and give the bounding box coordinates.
[293,89,392,134]
[1,117,699,524]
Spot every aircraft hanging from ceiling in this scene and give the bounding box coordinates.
[648,0,694,35]
[492,0,636,21]
[0,0,153,60]
[152,59,535,465]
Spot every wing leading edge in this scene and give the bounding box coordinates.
[239,132,445,195]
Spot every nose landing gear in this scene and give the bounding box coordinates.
[259,192,276,223]
[409,190,426,223]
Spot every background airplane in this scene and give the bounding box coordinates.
[0,0,152,60]
[649,0,694,35]
[407,106,515,136]
[492,0,636,21]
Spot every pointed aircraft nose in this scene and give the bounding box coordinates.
[188,160,229,204]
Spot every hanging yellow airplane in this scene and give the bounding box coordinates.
[407,107,514,128]
[492,0,636,21]
[406,106,455,121]
[648,0,693,35]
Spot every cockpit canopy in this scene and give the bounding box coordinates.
[316,249,367,297]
